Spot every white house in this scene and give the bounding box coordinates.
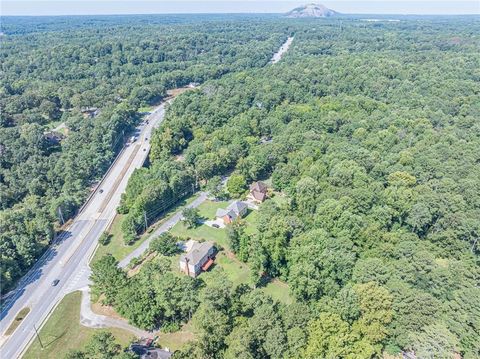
[179,241,216,277]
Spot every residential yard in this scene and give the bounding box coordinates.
[170,221,229,249]
[156,322,195,351]
[23,292,134,359]
[243,208,259,235]
[200,251,251,287]
[92,194,199,264]
[196,199,230,219]
[170,197,292,303]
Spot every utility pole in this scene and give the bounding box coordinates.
[33,324,44,349]
[57,207,65,225]
[194,169,199,190]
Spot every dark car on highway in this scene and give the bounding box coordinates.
[52,279,60,286]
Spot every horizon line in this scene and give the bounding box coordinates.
[2,12,480,17]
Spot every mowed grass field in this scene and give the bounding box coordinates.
[23,292,134,359]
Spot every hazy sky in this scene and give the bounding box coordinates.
[1,0,479,16]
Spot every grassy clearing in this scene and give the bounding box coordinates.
[92,194,199,264]
[156,322,195,351]
[23,292,134,359]
[138,105,154,113]
[263,279,293,305]
[200,252,251,287]
[196,200,230,219]
[243,209,259,235]
[5,307,30,336]
[170,222,229,249]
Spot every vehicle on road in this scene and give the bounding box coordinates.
[99,189,104,193]
[51,279,60,286]
[212,224,220,228]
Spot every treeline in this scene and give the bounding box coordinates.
[91,233,198,331]
[0,15,290,293]
[130,17,479,358]
[117,161,195,244]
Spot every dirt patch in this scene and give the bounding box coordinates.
[166,87,195,98]
[91,297,124,320]
[127,251,157,277]
[175,154,185,162]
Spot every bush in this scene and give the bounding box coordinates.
[149,232,180,256]
[98,232,112,246]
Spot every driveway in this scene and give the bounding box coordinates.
[204,218,225,229]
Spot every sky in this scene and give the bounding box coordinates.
[1,0,479,16]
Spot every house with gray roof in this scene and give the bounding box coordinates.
[179,241,216,277]
[215,200,248,224]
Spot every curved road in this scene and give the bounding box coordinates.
[0,104,166,358]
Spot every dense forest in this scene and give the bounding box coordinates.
[1,13,479,359]
[100,16,480,359]
[0,15,289,292]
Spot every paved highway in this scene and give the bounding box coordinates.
[0,103,167,359]
[270,36,294,64]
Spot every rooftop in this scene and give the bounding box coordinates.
[180,241,214,265]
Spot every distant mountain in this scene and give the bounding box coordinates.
[285,3,339,18]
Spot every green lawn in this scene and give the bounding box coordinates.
[199,252,251,288]
[170,222,229,249]
[23,292,134,359]
[92,194,199,264]
[138,105,154,113]
[170,201,292,303]
[196,200,230,219]
[243,209,259,235]
[156,322,195,351]
[263,279,293,305]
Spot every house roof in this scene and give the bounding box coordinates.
[216,208,229,218]
[130,345,172,359]
[216,201,247,219]
[227,201,248,214]
[201,258,214,271]
[180,241,214,266]
[250,181,267,194]
[251,190,266,201]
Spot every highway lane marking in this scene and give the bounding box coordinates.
[97,144,141,213]
[61,219,105,268]
[0,103,168,356]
